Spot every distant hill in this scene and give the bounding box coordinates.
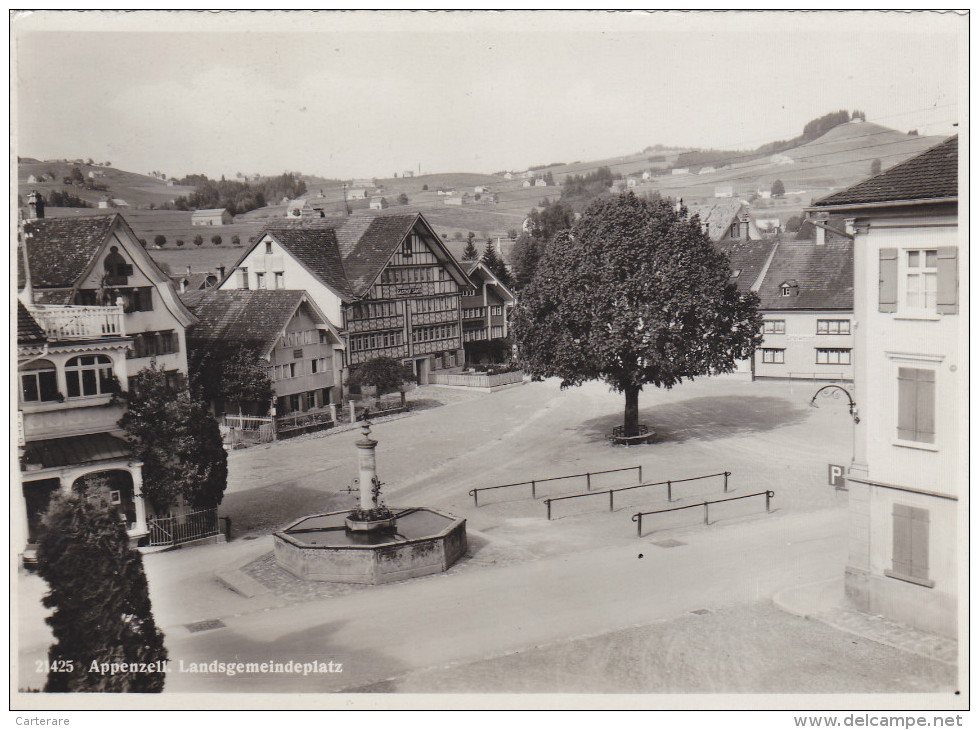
[19,119,948,257]
[18,159,195,208]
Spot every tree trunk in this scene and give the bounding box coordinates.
[623,386,640,437]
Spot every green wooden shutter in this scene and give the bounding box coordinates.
[909,506,930,581]
[891,504,913,577]
[879,248,899,312]
[936,247,958,314]
[915,369,936,443]
[897,368,917,440]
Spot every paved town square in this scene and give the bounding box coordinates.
[16,378,958,694]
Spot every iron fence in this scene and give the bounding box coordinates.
[468,465,643,506]
[148,508,220,547]
[631,490,774,537]
[542,471,730,520]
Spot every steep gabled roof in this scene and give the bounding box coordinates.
[685,200,745,242]
[755,238,853,310]
[263,226,352,300]
[341,214,419,295]
[183,289,309,358]
[21,215,116,288]
[716,238,779,293]
[464,261,517,302]
[17,301,47,344]
[814,135,958,208]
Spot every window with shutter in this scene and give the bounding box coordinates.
[886,504,933,587]
[936,247,958,314]
[897,367,935,443]
[879,248,898,312]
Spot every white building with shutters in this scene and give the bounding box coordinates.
[809,136,961,639]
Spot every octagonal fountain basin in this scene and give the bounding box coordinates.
[273,507,467,584]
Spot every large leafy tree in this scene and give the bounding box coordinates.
[190,346,273,416]
[119,365,228,512]
[36,486,167,692]
[512,193,762,437]
[347,356,416,396]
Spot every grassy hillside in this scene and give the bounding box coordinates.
[18,160,195,207]
[23,121,948,253]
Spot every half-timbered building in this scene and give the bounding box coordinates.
[220,213,474,387]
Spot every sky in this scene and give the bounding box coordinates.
[13,11,964,181]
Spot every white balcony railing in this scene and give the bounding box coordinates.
[28,304,126,341]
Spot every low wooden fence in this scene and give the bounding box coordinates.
[429,370,525,388]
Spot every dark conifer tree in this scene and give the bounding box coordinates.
[36,487,167,692]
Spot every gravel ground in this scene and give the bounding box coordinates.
[351,603,958,695]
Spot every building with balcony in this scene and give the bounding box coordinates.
[16,300,148,562]
[809,135,961,638]
[19,213,197,383]
[181,289,344,417]
[221,213,474,385]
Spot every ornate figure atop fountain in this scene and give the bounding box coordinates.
[345,415,397,532]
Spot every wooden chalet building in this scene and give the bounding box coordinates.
[220,213,475,387]
[461,260,516,363]
[181,289,344,417]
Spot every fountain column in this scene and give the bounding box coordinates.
[355,420,378,511]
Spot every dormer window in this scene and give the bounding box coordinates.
[732,269,742,278]
[780,280,799,297]
[103,246,133,285]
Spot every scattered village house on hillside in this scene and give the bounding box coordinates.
[192,208,233,226]
[810,135,961,639]
[181,289,344,419]
[219,213,475,387]
[17,206,198,559]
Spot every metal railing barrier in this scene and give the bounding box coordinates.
[542,471,730,520]
[631,489,774,537]
[468,465,643,506]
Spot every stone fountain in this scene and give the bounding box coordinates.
[273,415,467,584]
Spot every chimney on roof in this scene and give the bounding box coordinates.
[26,190,44,220]
[186,265,192,275]
[179,279,187,294]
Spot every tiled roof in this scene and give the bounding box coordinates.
[814,136,958,208]
[31,289,75,305]
[23,433,130,470]
[341,214,418,295]
[22,215,116,288]
[171,272,219,291]
[755,238,853,310]
[183,289,307,357]
[17,302,47,344]
[685,200,744,242]
[716,238,778,292]
[263,226,352,299]
[192,208,229,216]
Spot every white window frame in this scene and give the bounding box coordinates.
[761,348,784,364]
[902,248,938,312]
